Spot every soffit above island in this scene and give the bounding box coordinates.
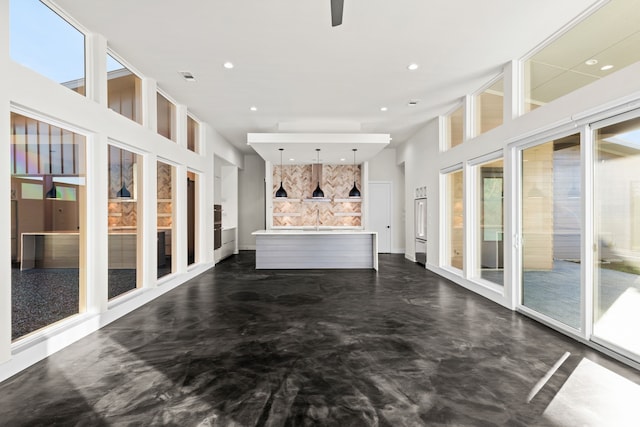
[247,133,390,165]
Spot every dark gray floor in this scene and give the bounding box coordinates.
[1,252,640,426]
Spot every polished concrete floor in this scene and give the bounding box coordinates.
[1,252,640,426]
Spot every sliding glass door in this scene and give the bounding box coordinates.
[520,134,582,330]
[593,115,640,357]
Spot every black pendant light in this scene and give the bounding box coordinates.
[275,148,288,198]
[116,148,131,198]
[349,148,361,198]
[45,183,58,199]
[312,148,325,198]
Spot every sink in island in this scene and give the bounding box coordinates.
[252,229,378,270]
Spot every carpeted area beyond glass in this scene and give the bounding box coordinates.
[11,268,136,340]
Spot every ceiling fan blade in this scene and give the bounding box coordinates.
[331,0,343,27]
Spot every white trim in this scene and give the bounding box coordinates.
[105,48,145,82]
[581,125,594,340]
[467,150,503,167]
[440,162,463,175]
[519,0,609,62]
[505,117,577,147]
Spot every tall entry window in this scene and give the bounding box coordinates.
[593,115,640,357]
[444,168,464,271]
[157,161,175,279]
[10,112,86,340]
[187,171,198,266]
[108,145,140,299]
[473,158,504,285]
[521,134,581,329]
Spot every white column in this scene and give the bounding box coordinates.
[142,78,157,133]
[0,0,11,363]
[85,134,109,314]
[140,153,158,288]
[85,33,107,106]
[265,161,273,230]
[174,165,187,273]
[504,59,521,122]
[176,104,188,149]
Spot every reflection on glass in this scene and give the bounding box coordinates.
[10,0,86,95]
[446,104,464,149]
[157,162,174,279]
[521,134,581,329]
[594,116,640,356]
[523,0,639,113]
[157,93,177,142]
[10,112,86,340]
[187,172,197,266]
[476,79,503,135]
[108,146,139,299]
[187,116,199,152]
[107,54,142,124]
[474,159,504,285]
[446,170,464,270]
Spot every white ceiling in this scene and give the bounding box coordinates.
[52,0,598,154]
[247,133,389,164]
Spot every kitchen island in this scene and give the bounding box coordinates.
[252,229,378,270]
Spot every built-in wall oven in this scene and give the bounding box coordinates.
[415,187,427,265]
[214,204,222,249]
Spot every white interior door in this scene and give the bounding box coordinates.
[369,182,392,253]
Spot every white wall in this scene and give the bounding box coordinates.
[238,154,265,249]
[397,60,640,310]
[368,148,405,253]
[0,0,244,382]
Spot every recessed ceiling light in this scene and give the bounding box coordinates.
[380,107,388,112]
[408,99,420,107]
[600,64,614,71]
[223,62,234,69]
[289,158,295,161]
[250,106,257,111]
[407,63,419,71]
[340,158,346,162]
[178,71,196,81]
[585,59,598,66]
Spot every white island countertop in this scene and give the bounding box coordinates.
[252,229,378,270]
[252,229,376,235]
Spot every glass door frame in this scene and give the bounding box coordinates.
[588,108,640,364]
[510,125,590,338]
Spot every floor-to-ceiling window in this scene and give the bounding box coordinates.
[521,134,581,329]
[157,161,174,279]
[108,145,140,299]
[187,171,198,266]
[444,168,464,271]
[10,112,86,340]
[593,114,640,358]
[472,158,504,286]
